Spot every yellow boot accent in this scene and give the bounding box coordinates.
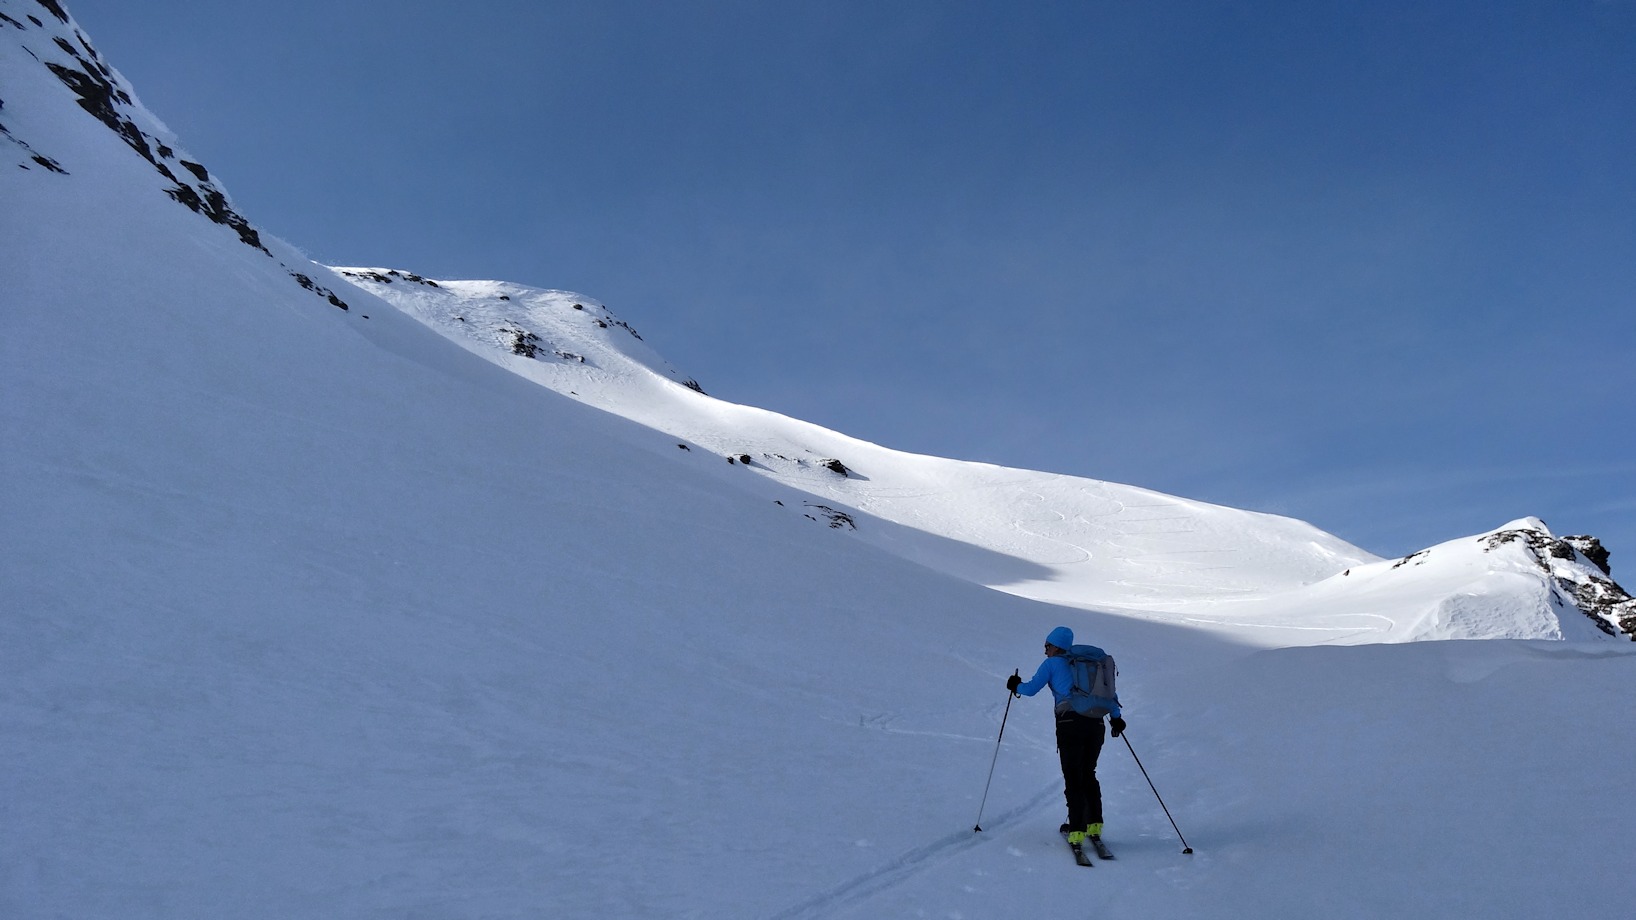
[1067,830,1086,846]
[1086,823,1104,839]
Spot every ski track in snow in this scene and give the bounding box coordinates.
[840,713,996,746]
[763,786,1060,920]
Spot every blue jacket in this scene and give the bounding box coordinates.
[1015,654,1122,718]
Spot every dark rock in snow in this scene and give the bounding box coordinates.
[290,272,349,311]
[44,60,146,155]
[386,270,439,288]
[37,36,273,255]
[339,270,393,284]
[1484,527,1636,640]
[2,125,68,173]
[803,503,857,530]
[509,329,542,358]
[1565,536,1612,577]
[35,1,69,24]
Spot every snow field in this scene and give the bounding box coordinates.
[4,7,1634,917]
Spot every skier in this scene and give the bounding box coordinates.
[1006,626,1127,849]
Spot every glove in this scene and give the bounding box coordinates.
[1109,717,1126,738]
[1005,673,1022,694]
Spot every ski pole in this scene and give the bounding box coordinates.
[973,670,1018,832]
[1122,733,1194,854]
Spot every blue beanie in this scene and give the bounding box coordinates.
[1046,626,1074,650]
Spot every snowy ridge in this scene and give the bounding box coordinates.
[336,269,1633,644]
[0,2,352,310]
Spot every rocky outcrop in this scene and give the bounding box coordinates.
[39,36,268,254]
[1483,527,1636,640]
[1563,535,1611,577]
[4,3,345,310]
[291,272,350,311]
[803,503,857,530]
[337,268,441,289]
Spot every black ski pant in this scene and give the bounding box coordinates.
[1056,711,1105,831]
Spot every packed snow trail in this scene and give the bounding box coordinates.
[765,786,1060,920]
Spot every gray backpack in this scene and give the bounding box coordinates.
[1055,644,1119,718]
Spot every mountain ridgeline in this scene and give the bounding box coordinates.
[1,0,349,309]
[4,0,1629,642]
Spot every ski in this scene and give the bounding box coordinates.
[1089,837,1115,860]
[1061,831,1094,867]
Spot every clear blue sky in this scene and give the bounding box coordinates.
[66,0,1635,565]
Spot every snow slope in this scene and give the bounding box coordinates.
[332,270,1633,645]
[3,4,1633,918]
[328,271,1374,609]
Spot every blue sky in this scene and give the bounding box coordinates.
[65,0,1634,563]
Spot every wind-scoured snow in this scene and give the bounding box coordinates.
[3,4,1633,918]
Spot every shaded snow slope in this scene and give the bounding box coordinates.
[4,5,1633,919]
[1,9,1092,912]
[334,270,1633,644]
